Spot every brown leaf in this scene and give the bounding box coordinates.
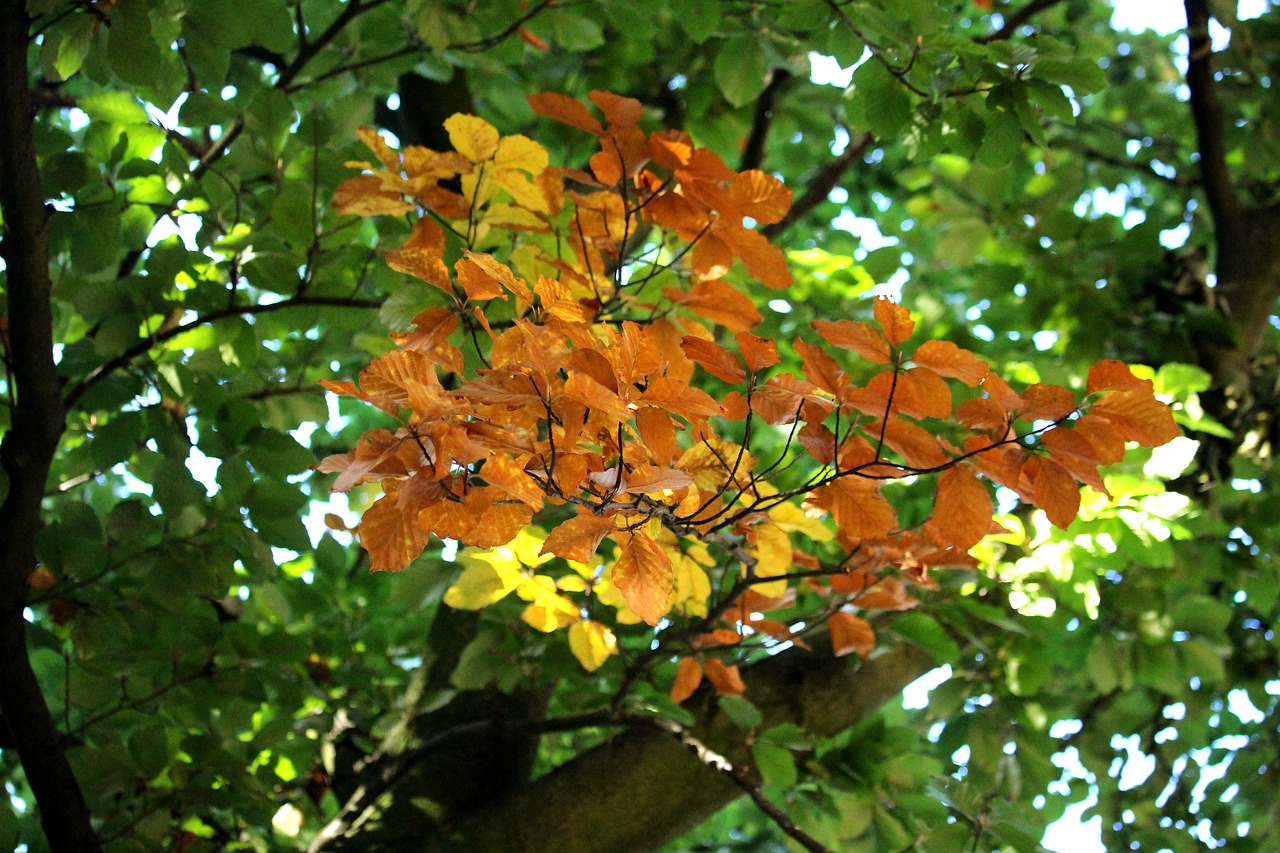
[612,529,674,625]
[1091,389,1181,447]
[681,336,746,383]
[360,488,429,572]
[1087,359,1152,395]
[912,339,989,386]
[736,331,780,373]
[528,92,604,135]
[670,657,704,703]
[924,465,992,551]
[1031,456,1081,530]
[873,297,914,347]
[829,611,876,658]
[812,319,891,364]
[542,513,617,563]
[701,658,747,696]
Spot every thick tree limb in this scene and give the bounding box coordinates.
[1180,1,1280,392]
[1183,0,1242,240]
[739,68,792,173]
[763,131,874,238]
[417,641,936,853]
[0,3,98,850]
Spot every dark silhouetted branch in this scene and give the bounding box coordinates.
[0,3,100,850]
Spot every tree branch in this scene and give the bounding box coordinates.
[975,0,1068,44]
[0,3,100,850]
[64,295,381,410]
[763,131,873,238]
[416,641,936,853]
[739,68,792,172]
[1183,0,1242,238]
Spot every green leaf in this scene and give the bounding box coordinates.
[752,742,798,788]
[718,694,763,731]
[891,614,959,664]
[547,11,605,50]
[1170,595,1233,636]
[713,37,770,108]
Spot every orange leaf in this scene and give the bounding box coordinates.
[588,90,644,128]
[691,233,734,280]
[873,297,914,347]
[681,336,746,383]
[1090,389,1181,447]
[466,500,535,549]
[627,464,694,495]
[386,245,453,293]
[897,367,952,420]
[718,227,791,288]
[670,657,703,703]
[665,279,761,333]
[481,455,545,509]
[517,25,551,52]
[728,170,792,225]
[542,513,617,563]
[964,438,1027,497]
[1032,456,1081,530]
[924,465,992,551]
[810,479,898,541]
[360,488,429,572]
[1020,383,1077,421]
[912,340,989,386]
[852,577,917,611]
[648,129,694,170]
[635,407,682,465]
[736,331,780,373]
[701,658,747,696]
[640,376,725,422]
[1072,412,1126,465]
[955,397,1007,433]
[1087,360,1152,395]
[812,319,891,364]
[871,417,951,469]
[982,373,1024,413]
[455,257,508,301]
[612,529,674,625]
[332,175,414,217]
[793,339,846,397]
[589,149,623,187]
[528,92,604,135]
[829,611,876,658]
[393,307,459,354]
[1039,426,1111,497]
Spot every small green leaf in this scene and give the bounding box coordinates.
[718,694,762,731]
[752,742,798,788]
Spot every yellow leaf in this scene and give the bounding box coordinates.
[494,133,549,175]
[751,522,792,599]
[443,561,522,609]
[568,620,618,672]
[445,114,500,163]
[518,576,581,632]
[671,554,711,617]
[766,501,833,543]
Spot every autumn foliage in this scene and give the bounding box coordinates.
[319,91,1180,689]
